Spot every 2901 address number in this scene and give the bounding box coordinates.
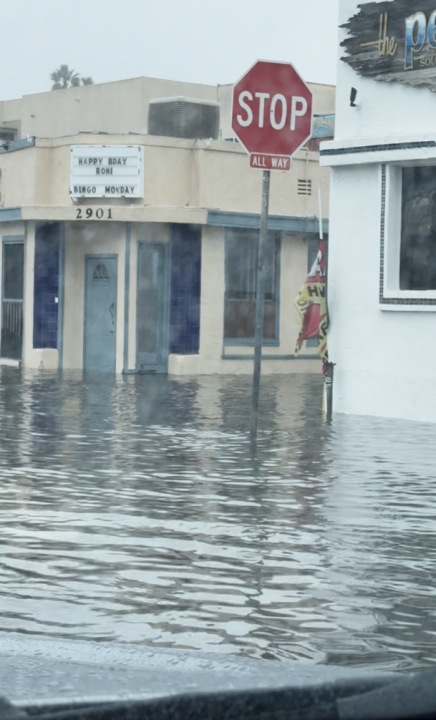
[76,208,113,219]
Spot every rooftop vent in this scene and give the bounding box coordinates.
[148,97,220,141]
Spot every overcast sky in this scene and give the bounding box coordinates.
[1,0,340,100]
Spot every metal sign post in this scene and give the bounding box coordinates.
[250,170,270,442]
[231,60,313,443]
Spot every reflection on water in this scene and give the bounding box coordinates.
[1,368,436,673]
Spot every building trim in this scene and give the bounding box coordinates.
[0,358,20,368]
[379,163,436,308]
[0,208,22,223]
[207,210,329,235]
[20,205,208,225]
[321,140,436,158]
[57,223,66,370]
[222,354,319,360]
[1,234,26,243]
[0,138,35,155]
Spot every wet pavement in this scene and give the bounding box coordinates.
[0,369,436,674]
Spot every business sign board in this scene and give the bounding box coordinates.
[70,146,144,198]
[342,0,436,90]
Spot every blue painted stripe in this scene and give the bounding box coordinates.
[34,223,60,350]
[0,208,21,222]
[207,211,329,234]
[123,223,131,373]
[57,224,66,370]
[169,225,201,355]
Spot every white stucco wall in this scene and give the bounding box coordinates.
[336,0,436,143]
[328,163,436,423]
[324,0,436,422]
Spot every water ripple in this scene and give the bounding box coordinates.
[0,369,435,672]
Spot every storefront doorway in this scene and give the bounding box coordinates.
[84,255,117,373]
[1,240,24,361]
[136,242,169,373]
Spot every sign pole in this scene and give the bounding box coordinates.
[230,60,313,444]
[250,169,271,443]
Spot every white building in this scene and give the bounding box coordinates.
[321,0,436,422]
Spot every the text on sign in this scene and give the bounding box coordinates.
[76,208,113,219]
[237,92,308,131]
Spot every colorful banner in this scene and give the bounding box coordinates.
[294,239,328,366]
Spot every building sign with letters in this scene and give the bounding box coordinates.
[342,0,436,90]
[70,145,144,198]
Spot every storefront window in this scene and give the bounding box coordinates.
[224,229,280,343]
[400,167,436,291]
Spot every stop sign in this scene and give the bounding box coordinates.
[231,60,313,166]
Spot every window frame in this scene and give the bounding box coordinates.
[223,228,281,347]
[381,163,436,308]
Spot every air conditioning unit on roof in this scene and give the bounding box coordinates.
[148,97,220,141]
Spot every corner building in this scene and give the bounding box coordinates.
[0,76,334,375]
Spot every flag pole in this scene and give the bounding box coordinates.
[319,183,334,421]
[318,183,323,242]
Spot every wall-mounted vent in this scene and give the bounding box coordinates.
[298,179,312,196]
[148,97,220,141]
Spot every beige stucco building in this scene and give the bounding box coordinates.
[0,75,334,375]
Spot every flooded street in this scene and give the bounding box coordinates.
[0,369,436,674]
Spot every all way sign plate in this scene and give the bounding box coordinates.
[250,154,292,171]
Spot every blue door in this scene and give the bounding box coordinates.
[84,256,117,372]
[136,243,169,373]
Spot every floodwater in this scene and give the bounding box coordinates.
[1,369,436,674]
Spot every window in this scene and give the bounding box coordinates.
[93,264,109,280]
[224,229,280,344]
[400,167,436,291]
[0,129,17,144]
[2,241,24,361]
[3,242,24,300]
[383,164,436,304]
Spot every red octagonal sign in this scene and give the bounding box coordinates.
[232,60,313,170]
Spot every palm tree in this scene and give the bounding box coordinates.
[50,65,93,90]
